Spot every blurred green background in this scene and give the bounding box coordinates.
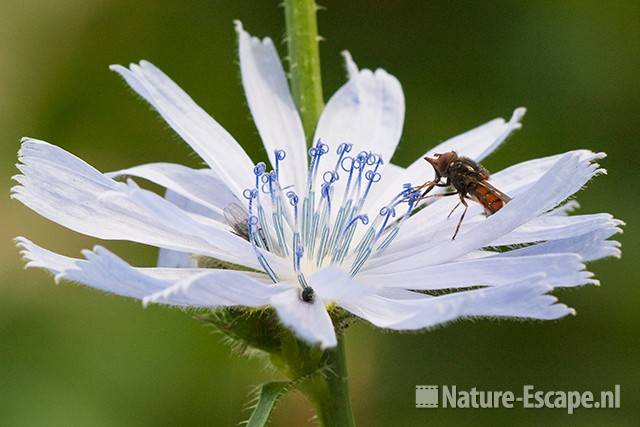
[1,1,637,426]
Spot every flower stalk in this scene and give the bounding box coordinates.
[302,335,356,427]
[284,0,324,142]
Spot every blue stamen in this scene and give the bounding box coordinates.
[333,143,352,175]
[274,149,286,181]
[307,140,329,192]
[242,143,418,285]
[244,190,278,283]
[286,190,299,225]
[253,162,266,188]
[341,156,359,200]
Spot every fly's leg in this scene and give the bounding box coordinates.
[451,196,469,240]
[414,181,437,198]
[414,177,449,197]
[447,202,461,219]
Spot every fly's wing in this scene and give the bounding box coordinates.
[223,202,250,240]
[470,181,511,215]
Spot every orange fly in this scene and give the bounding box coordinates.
[416,151,511,240]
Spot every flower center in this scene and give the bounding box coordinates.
[239,141,420,296]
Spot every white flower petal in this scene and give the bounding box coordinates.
[143,270,280,308]
[433,108,527,162]
[502,225,623,262]
[270,287,337,349]
[491,150,596,191]
[313,56,404,199]
[373,151,605,269]
[236,21,307,191]
[387,275,574,331]
[308,268,419,328]
[489,213,623,246]
[547,200,581,216]
[137,267,270,283]
[360,253,594,289]
[381,162,405,181]
[12,139,279,272]
[17,237,272,304]
[391,211,620,258]
[157,247,197,269]
[107,163,240,220]
[307,266,366,301]
[110,61,253,195]
[17,237,172,300]
[340,293,422,328]
[157,190,204,268]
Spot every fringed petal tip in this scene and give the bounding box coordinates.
[233,19,243,33]
[581,270,600,286]
[234,19,272,47]
[509,107,527,129]
[15,237,71,286]
[15,237,32,264]
[15,237,49,269]
[341,50,359,78]
[141,291,163,308]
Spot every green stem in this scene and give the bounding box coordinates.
[284,0,324,142]
[275,330,356,427]
[304,335,356,427]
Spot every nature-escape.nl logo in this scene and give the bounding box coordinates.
[415,385,621,414]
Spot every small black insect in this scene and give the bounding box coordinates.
[301,286,315,303]
[222,202,250,240]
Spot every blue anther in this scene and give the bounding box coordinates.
[253,162,267,175]
[345,214,369,230]
[337,143,352,155]
[323,170,338,184]
[320,182,333,211]
[308,140,329,158]
[379,206,396,217]
[307,140,329,190]
[286,190,299,206]
[340,156,354,172]
[253,162,266,187]
[365,170,382,183]
[356,151,368,164]
[260,171,276,196]
[334,143,353,174]
[366,152,378,166]
[243,188,258,200]
[274,149,286,180]
[321,182,332,198]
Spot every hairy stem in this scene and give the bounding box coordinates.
[304,335,356,427]
[284,0,324,142]
[277,331,356,427]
